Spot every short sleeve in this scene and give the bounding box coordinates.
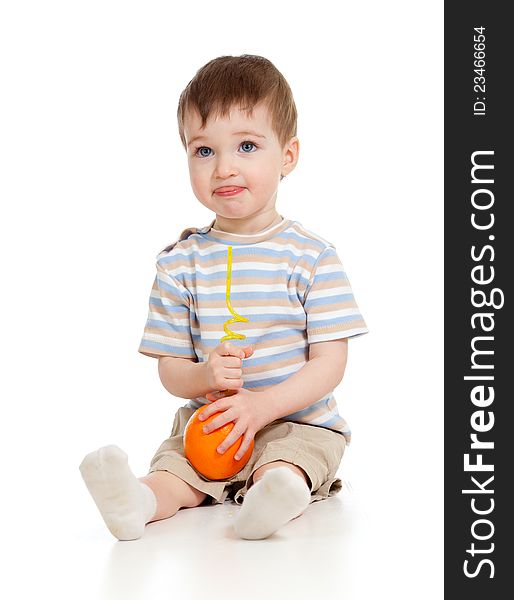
[138,263,196,359]
[304,247,368,343]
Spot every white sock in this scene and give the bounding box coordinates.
[79,445,157,541]
[234,466,311,540]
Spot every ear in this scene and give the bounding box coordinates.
[281,136,300,177]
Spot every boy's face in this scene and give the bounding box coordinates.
[183,103,298,228]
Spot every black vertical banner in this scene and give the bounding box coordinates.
[445,2,512,597]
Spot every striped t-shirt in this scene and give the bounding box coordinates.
[138,217,368,443]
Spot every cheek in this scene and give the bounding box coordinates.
[247,158,280,187]
[188,163,209,189]
[256,171,281,195]
[188,171,213,207]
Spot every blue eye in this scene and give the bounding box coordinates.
[195,146,212,158]
[240,141,257,153]
[193,141,257,158]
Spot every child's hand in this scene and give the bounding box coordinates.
[199,387,272,460]
[204,342,253,393]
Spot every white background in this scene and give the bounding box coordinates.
[1,1,443,598]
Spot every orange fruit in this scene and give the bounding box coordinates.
[183,404,254,480]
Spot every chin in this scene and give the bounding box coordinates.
[217,213,251,221]
[216,206,255,218]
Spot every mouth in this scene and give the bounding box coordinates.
[214,186,245,197]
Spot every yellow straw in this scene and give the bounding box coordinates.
[220,246,249,342]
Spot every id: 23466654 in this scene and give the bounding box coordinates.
[473,26,486,116]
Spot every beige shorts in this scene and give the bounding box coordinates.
[148,406,347,506]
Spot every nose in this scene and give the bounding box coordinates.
[214,153,238,179]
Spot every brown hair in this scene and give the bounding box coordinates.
[177,54,297,151]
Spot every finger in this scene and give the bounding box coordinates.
[202,409,235,434]
[212,378,243,391]
[224,378,244,390]
[215,342,231,356]
[219,342,245,359]
[216,425,246,455]
[222,366,242,379]
[206,389,235,402]
[242,345,254,358]
[218,342,234,355]
[223,356,243,368]
[198,399,228,421]
[234,431,255,461]
[205,390,231,404]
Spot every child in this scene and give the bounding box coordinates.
[79,54,368,541]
